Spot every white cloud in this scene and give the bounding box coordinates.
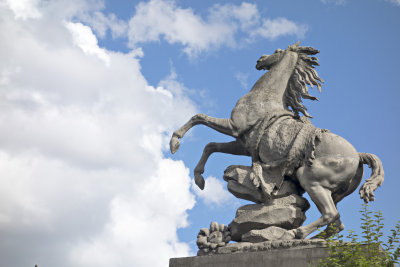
[69,159,195,267]
[192,176,233,206]
[127,0,307,57]
[207,2,260,31]
[127,0,234,56]
[0,2,197,267]
[80,11,128,39]
[65,22,111,66]
[320,0,346,5]
[0,1,311,266]
[249,17,308,40]
[386,0,400,6]
[235,72,249,90]
[5,0,42,20]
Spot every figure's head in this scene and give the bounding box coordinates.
[255,49,284,70]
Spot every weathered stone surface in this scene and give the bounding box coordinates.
[229,195,308,241]
[223,165,306,203]
[172,240,328,267]
[271,194,309,210]
[197,222,231,254]
[223,165,264,203]
[214,239,326,255]
[241,226,294,242]
[274,178,306,200]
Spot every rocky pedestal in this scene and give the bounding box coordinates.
[241,226,297,242]
[170,242,328,267]
[223,165,310,242]
[229,194,309,241]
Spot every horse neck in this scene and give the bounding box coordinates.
[251,51,298,105]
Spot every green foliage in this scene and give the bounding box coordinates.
[312,204,400,267]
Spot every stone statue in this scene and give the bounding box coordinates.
[169,42,384,254]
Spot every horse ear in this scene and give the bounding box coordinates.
[288,41,301,51]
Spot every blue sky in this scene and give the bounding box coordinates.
[0,0,399,266]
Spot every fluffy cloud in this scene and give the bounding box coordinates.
[235,72,250,90]
[249,18,308,40]
[321,0,400,7]
[80,11,128,39]
[69,159,195,267]
[386,0,400,6]
[0,2,196,267]
[127,0,307,57]
[66,22,111,65]
[4,0,42,20]
[192,176,233,206]
[0,0,310,266]
[320,0,346,5]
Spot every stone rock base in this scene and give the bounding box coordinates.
[198,238,325,255]
[242,226,296,242]
[223,165,310,242]
[229,194,309,241]
[170,242,328,267]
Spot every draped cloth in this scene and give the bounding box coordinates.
[240,112,327,198]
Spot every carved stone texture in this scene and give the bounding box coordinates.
[200,238,327,256]
[223,165,306,203]
[229,194,309,241]
[197,222,231,254]
[223,165,264,203]
[242,226,296,242]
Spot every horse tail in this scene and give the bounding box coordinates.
[358,153,384,203]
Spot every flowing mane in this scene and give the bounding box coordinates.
[284,46,324,118]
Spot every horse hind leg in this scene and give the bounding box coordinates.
[311,217,344,239]
[311,162,364,239]
[294,184,339,239]
[293,153,360,239]
[170,114,239,154]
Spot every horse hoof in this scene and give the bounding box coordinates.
[170,135,180,154]
[195,174,205,190]
[294,228,307,239]
[281,229,296,240]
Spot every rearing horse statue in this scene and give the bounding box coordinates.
[170,42,384,239]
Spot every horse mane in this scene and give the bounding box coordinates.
[284,46,324,118]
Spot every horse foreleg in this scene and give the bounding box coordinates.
[194,141,250,189]
[170,114,239,154]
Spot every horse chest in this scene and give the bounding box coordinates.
[231,93,283,134]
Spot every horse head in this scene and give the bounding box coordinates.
[256,49,285,71]
[256,42,324,118]
[255,41,301,71]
